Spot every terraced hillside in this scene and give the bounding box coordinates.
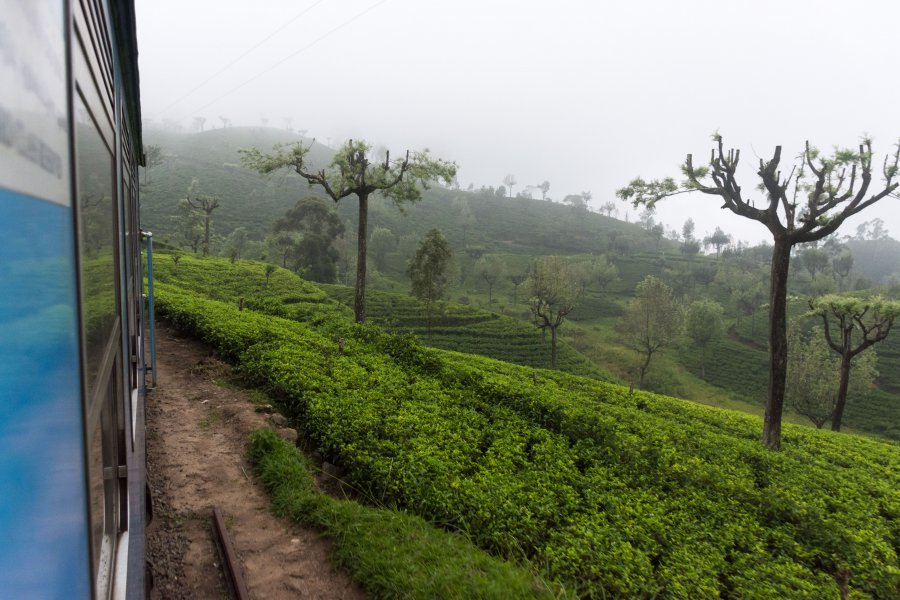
[151,253,608,381]
[318,284,610,380]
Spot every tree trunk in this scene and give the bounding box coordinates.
[639,348,653,389]
[203,216,211,256]
[762,237,791,450]
[550,326,558,369]
[831,353,853,432]
[354,193,368,323]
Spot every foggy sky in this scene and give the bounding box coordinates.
[136,0,900,245]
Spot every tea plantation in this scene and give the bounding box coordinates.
[152,254,900,599]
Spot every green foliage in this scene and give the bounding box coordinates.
[156,275,900,599]
[475,255,507,304]
[686,300,725,348]
[686,300,725,379]
[528,256,582,369]
[619,276,683,387]
[369,226,396,270]
[407,229,454,305]
[249,430,565,599]
[528,257,581,329]
[273,197,345,282]
[787,324,877,429]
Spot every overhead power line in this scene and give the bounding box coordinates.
[175,0,391,121]
[151,0,331,119]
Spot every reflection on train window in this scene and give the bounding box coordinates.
[88,412,105,590]
[75,95,119,393]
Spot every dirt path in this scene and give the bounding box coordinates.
[146,321,367,600]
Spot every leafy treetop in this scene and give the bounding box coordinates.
[239,139,457,206]
[617,134,900,243]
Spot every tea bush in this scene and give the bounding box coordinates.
[154,279,900,598]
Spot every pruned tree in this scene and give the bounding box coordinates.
[618,275,683,389]
[730,271,767,335]
[264,264,276,288]
[407,229,454,336]
[854,218,890,240]
[617,133,900,450]
[704,226,732,259]
[225,226,248,261]
[786,324,877,429]
[241,139,456,322]
[681,238,701,260]
[564,192,591,212]
[452,196,475,246]
[799,246,830,279]
[509,272,527,304]
[572,255,618,297]
[682,218,696,241]
[528,256,581,369]
[183,179,219,256]
[475,255,506,304]
[650,223,665,252]
[537,180,550,201]
[832,251,854,291]
[686,300,724,379]
[638,206,656,231]
[503,174,517,198]
[600,200,618,218]
[807,295,900,431]
[267,232,296,268]
[786,325,839,429]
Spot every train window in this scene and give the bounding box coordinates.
[75,87,124,598]
[75,93,119,394]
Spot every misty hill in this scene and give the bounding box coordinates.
[141,126,900,440]
[846,237,900,285]
[140,127,667,257]
[140,126,335,237]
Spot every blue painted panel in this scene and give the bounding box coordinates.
[0,189,91,597]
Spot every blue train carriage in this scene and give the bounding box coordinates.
[1,1,150,598]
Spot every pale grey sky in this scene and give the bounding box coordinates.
[136,0,900,245]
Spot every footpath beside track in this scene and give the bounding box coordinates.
[145,321,366,600]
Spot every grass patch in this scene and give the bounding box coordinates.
[249,429,568,600]
[199,410,221,431]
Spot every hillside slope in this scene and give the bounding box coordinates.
[151,254,900,599]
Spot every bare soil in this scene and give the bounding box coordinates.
[145,320,367,600]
